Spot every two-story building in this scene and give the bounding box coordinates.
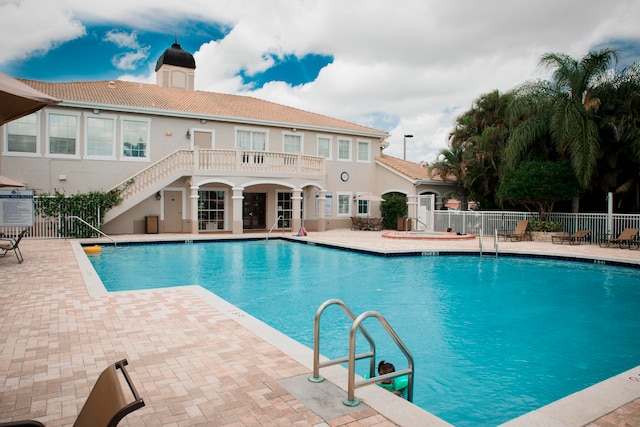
[0,41,455,235]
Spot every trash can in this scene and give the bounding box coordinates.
[145,215,159,234]
[397,217,411,231]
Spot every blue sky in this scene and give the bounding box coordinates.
[1,0,639,162]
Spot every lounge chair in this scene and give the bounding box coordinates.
[0,228,28,263]
[0,359,145,427]
[551,229,591,245]
[507,220,531,241]
[598,228,639,248]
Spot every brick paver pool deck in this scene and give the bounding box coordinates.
[1,230,639,426]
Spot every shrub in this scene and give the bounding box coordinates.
[528,220,563,232]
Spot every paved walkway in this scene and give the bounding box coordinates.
[0,230,639,426]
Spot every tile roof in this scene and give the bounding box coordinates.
[376,154,452,181]
[19,79,388,137]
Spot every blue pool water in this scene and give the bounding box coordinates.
[88,240,640,426]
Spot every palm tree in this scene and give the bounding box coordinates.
[506,48,620,188]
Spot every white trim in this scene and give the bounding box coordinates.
[84,112,117,160]
[120,116,151,162]
[234,125,269,151]
[316,134,332,160]
[282,130,303,154]
[356,139,371,163]
[337,137,352,162]
[45,109,81,159]
[60,100,389,139]
[336,191,352,216]
[2,111,42,157]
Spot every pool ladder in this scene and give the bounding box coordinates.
[308,299,414,406]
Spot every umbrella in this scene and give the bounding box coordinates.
[0,72,60,126]
[355,193,385,202]
[0,175,26,188]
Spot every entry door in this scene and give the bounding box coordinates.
[194,130,213,149]
[243,193,266,229]
[163,191,183,232]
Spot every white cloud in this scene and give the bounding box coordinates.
[2,0,640,163]
[104,30,149,70]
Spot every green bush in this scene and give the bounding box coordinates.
[528,220,563,232]
[380,193,408,229]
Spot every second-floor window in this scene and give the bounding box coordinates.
[86,116,115,158]
[48,112,79,157]
[317,136,331,158]
[5,113,38,154]
[338,138,351,161]
[283,133,301,153]
[122,119,149,159]
[237,129,266,151]
[357,140,370,162]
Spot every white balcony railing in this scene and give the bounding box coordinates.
[113,148,325,208]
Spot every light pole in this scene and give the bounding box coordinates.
[403,134,413,160]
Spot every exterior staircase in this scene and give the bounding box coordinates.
[104,148,325,223]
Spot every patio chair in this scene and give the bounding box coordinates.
[551,229,591,245]
[507,220,531,241]
[598,228,639,248]
[0,359,145,427]
[0,228,29,264]
[351,216,361,230]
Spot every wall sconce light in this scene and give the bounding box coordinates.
[185,130,191,139]
[200,119,207,124]
[291,128,297,132]
[93,109,100,114]
[155,191,161,200]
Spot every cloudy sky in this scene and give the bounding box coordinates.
[1,0,639,163]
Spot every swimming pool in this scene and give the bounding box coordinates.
[87,239,640,426]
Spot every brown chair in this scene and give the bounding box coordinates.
[0,228,29,263]
[599,228,639,248]
[551,229,591,245]
[507,220,531,241]
[351,216,361,230]
[0,359,144,427]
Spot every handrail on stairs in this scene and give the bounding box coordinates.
[68,216,117,247]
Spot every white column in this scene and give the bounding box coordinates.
[291,188,302,232]
[189,185,199,234]
[317,190,326,232]
[232,187,244,234]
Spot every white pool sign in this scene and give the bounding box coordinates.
[0,189,34,227]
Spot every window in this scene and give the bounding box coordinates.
[277,192,293,229]
[357,140,370,162]
[86,115,116,159]
[283,133,301,153]
[48,112,79,157]
[276,191,304,229]
[317,136,331,159]
[315,191,333,217]
[337,192,352,216]
[236,129,266,151]
[122,119,149,159]
[5,113,39,155]
[356,193,369,216]
[338,138,351,161]
[198,189,226,230]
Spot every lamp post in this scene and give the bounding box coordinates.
[403,134,414,161]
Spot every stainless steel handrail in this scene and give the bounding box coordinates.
[309,299,414,406]
[68,216,117,247]
[309,299,376,383]
[266,215,283,241]
[344,310,414,405]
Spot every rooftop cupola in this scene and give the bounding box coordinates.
[155,37,196,90]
